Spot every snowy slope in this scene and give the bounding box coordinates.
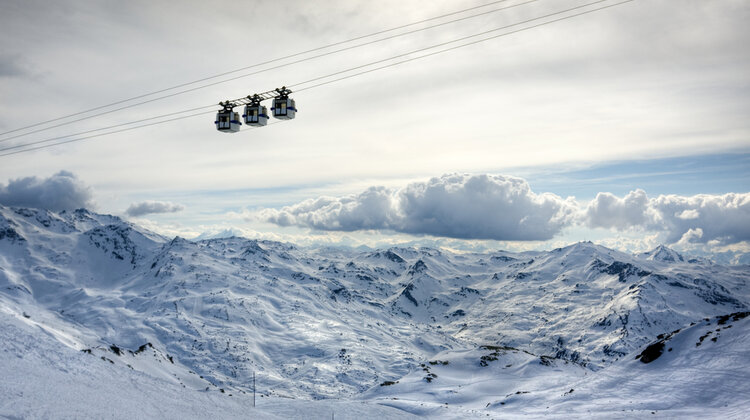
[1,205,749,417]
[366,312,750,418]
[0,309,417,419]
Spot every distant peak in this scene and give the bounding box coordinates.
[193,228,249,241]
[640,245,684,262]
[558,241,599,254]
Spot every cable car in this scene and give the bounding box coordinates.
[271,87,297,120]
[243,95,269,127]
[215,101,241,133]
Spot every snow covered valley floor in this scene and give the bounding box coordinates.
[1,205,749,418]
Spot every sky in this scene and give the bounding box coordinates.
[0,0,748,261]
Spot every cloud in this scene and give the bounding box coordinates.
[125,201,184,217]
[651,193,750,245]
[583,190,655,230]
[583,191,750,245]
[261,173,750,246]
[676,209,700,220]
[262,174,577,241]
[0,171,94,211]
[676,228,704,246]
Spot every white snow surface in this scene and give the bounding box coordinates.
[1,205,749,418]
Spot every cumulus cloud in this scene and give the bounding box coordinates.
[261,173,750,246]
[652,193,750,245]
[0,171,94,211]
[126,201,184,217]
[583,191,750,245]
[676,209,700,220]
[676,228,704,246]
[584,189,655,230]
[263,174,578,241]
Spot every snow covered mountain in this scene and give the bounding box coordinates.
[1,205,749,418]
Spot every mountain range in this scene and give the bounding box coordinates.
[1,205,748,418]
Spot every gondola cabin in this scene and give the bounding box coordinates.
[271,97,296,120]
[243,104,269,127]
[215,110,241,133]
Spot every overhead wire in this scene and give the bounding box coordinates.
[191,0,621,104]
[0,112,285,157]
[0,0,539,144]
[0,105,216,153]
[0,111,215,158]
[0,0,635,158]
[293,0,635,92]
[0,0,526,139]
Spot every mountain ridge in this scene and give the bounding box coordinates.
[1,205,748,406]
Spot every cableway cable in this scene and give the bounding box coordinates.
[0,0,635,158]
[209,0,624,103]
[0,0,528,138]
[293,0,634,92]
[0,0,539,145]
[0,111,215,157]
[0,114,285,157]
[0,105,216,153]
